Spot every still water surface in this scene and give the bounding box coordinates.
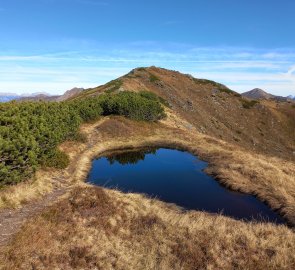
[87,148,284,224]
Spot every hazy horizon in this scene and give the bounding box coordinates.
[0,0,294,96]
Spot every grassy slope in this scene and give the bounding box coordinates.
[72,66,295,161]
[1,117,295,269]
[2,185,295,270]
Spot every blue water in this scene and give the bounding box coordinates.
[87,148,285,224]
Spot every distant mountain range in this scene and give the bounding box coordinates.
[241,88,295,102]
[0,88,84,103]
[0,94,20,102]
[1,86,294,103]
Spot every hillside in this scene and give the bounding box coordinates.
[18,88,84,102]
[242,88,295,102]
[0,88,85,103]
[18,93,59,102]
[242,88,274,99]
[55,87,84,101]
[73,67,295,160]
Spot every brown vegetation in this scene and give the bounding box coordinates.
[73,67,295,161]
[1,186,295,269]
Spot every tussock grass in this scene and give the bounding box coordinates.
[194,138,295,225]
[1,186,295,269]
[0,170,54,209]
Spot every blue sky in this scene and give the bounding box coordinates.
[0,0,295,96]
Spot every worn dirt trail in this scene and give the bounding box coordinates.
[0,178,69,247]
[0,119,107,248]
[0,116,181,248]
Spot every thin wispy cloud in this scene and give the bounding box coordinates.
[287,65,295,75]
[0,45,294,96]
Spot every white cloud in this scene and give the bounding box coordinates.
[287,65,295,75]
[191,71,289,82]
[0,66,130,95]
[262,52,295,59]
[0,46,295,96]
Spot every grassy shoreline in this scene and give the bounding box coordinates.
[1,117,294,224]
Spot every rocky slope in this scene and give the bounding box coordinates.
[19,93,59,102]
[55,87,84,102]
[20,88,84,102]
[242,88,295,102]
[0,88,84,102]
[73,66,295,160]
[242,88,274,99]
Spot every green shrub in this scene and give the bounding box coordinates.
[240,99,259,109]
[149,74,160,83]
[105,79,123,93]
[0,101,82,186]
[99,91,166,121]
[193,78,241,96]
[139,91,159,101]
[69,97,103,122]
[0,91,166,186]
[42,149,70,169]
[139,91,170,107]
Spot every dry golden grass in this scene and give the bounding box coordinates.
[1,116,295,268]
[0,170,55,209]
[1,185,295,270]
[0,119,98,210]
[203,146,295,225]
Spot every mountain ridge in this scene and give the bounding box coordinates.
[72,66,295,160]
[241,88,274,99]
[0,88,84,102]
[242,88,294,102]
